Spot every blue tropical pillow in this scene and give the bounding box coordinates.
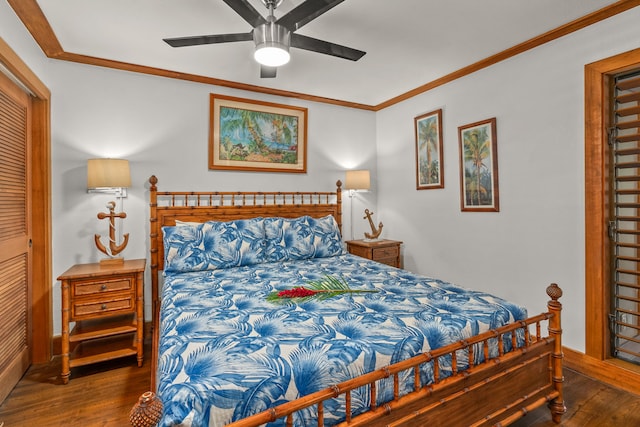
[163,218,265,273]
[264,216,313,262]
[307,215,346,258]
[264,215,344,262]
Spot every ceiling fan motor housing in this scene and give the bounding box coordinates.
[253,18,291,67]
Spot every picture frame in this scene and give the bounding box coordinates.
[414,109,444,189]
[458,117,499,212]
[209,93,307,173]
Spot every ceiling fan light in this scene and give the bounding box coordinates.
[254,21,290,67]
[255,45,290,67]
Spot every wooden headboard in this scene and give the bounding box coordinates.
[148,175,343,271]
[147,175,343,388]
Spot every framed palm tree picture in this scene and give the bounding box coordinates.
[209,93,307,173]
[414,109,444,189]
[458,118,499,212]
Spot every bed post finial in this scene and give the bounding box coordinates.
[546,283,562,301]
[546,283,566,423]
[149,175,158,190]
[130,391,163,427]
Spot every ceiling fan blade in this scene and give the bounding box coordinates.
[164,32,253,47]
[222,0,266,28]
[291,33,365,61]
[277,0,345,31]
[260,65,277,78]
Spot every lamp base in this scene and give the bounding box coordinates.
[100,257,124,267]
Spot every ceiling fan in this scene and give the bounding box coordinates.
[163,0,366,78]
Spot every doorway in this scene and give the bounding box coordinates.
[609,69,640,365]
[0,38,52,404]
[585,47,640,370]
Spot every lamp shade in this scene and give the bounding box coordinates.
[345,170,370,191]
[87,158,131,189]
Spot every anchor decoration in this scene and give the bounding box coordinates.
[95,201,129,265]
[363,208,383,240]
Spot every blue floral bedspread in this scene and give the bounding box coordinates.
[157,254,527,427]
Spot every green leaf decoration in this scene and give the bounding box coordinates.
[266,275,378,304]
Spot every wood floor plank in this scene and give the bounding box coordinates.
[0,350,150,426]
[511,369,640,426]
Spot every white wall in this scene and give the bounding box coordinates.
[375,8,640,352]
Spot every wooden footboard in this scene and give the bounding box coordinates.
[225,284,565,427]
[131,284,565,427]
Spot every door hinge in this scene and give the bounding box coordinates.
[608,127,616,146]
[608,221,617,241]
[608,313,619,356]
[608,313,617,333]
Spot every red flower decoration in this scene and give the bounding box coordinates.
[266,275,379,304]
[277,287,317,298]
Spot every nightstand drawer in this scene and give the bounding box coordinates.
[376,257,399,267]
[348,245,370,259]
[72,295,135,320]
[373,246,399,259]
[73,278,133,297]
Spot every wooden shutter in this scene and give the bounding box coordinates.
[0,71,31,403]
[610,70,640,364]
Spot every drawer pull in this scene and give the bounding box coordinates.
[101,304,107,310]
[101,284,107,291]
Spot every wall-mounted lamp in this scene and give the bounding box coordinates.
[345,169,370,196]
[345,170,371,240]
[87,158,131,265]
[87,158,131,198]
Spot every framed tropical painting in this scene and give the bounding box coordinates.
[209,93,307,173]
[458,117,500,212]
[414,109,444,189]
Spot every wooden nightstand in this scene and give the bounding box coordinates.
[58,258,145,384]
[346,239,403,268]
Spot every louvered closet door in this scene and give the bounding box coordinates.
[0,70,32,403]
[611,70,640,365]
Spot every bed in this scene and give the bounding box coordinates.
[133,175,565,427]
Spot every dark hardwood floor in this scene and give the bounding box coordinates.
[511,368,640,427]
[1,351,639,426]
[0,351,150,427]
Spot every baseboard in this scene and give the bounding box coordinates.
[564,346,640,396]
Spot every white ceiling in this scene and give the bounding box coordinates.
[35,0,620,106]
